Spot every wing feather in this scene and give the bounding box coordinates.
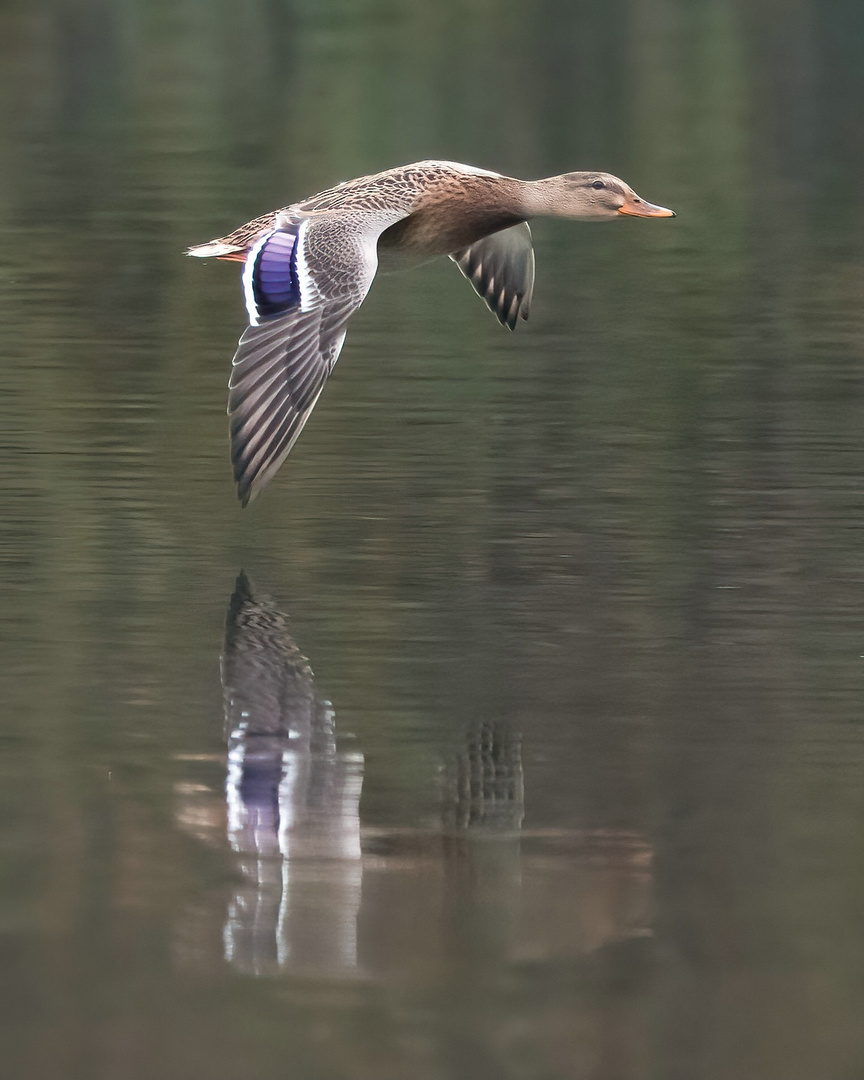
[450,222,535,331]
[227,207,410,505]
[229,308,337,505]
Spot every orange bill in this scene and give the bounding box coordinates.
[618,195,676,218]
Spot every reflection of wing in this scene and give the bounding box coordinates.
[229,209,409,505]
[446,717,524,832]
[222,571,318,742]
[219,571,364,977]
[450,222,535,331]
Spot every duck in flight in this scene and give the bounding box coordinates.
[188,160,675,505]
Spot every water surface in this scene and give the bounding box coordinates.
[2,2,864,1077]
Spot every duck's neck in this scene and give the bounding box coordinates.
[515,176,568,217]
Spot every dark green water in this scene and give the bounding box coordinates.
[3,1,864,1077]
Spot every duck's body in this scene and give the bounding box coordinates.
[192,162,527,260]
[188,160,674,505]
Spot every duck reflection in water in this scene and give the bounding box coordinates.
[220,572,363,977]
[215,572,528,978]
[175,573,651,1005]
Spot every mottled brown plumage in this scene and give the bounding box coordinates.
[188,160,674,505]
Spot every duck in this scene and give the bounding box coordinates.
[188,160,675,506]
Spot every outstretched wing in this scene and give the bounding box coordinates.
[450,222,535,331]
[228,210,406,506]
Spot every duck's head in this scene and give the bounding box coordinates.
[537,172,675,220]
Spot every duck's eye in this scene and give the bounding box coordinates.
[591,180,605,190]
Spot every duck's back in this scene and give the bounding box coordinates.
[188,161,520,261]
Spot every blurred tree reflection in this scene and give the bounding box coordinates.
[2,0,864,1077]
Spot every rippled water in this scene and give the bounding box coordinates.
[2,1,864,1077]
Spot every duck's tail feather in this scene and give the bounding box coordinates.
[187,240,246,261]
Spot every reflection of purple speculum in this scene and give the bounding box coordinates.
[221,572,363,976]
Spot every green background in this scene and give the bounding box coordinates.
[2,1,864,1077]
